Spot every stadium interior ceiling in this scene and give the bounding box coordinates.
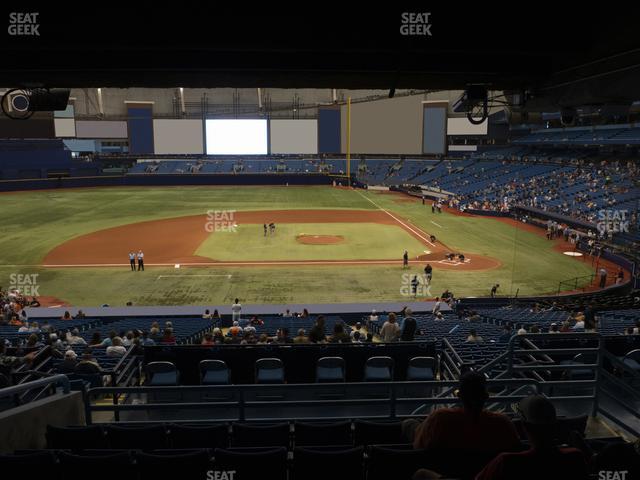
[2,6,640,113]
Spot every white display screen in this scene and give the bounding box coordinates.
[205,119,268,155]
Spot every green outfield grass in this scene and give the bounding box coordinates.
[195,223,427,261]
[0,186,596,306]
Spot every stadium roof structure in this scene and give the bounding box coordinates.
[2,6,640,108]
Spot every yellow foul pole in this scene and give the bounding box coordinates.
[346,97,351,187]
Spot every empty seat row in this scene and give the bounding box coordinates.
[0,444,506,480]
[147,356,436,385]
[46,420,407,450]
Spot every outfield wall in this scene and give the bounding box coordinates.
[0,173,334,192]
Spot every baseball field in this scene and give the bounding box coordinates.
[0,185,598,306]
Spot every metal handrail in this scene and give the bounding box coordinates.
[0,374,70,399]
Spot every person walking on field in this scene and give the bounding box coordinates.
[403,250,409,269]
[137,250,144,271]
[128,251,136,271]
[424,263,433,285]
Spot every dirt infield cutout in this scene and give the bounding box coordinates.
[42,209,501,271]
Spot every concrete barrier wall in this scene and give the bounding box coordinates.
[0,391,85,453]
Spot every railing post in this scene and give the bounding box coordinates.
[238,388,245,422]
[592,336,604,417]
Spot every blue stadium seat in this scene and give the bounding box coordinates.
[255,358,285,384]
[106,424,168,449]
[146,361,179,386]
[364,356,394,382]
[199,359,230,385]
[353,420,405,446]
[137,449,212,480]
[316,356,345,382]
[406,356,436,381]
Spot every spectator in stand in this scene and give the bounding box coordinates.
[75,350,102,375]
[66,328,86,345]
[293,329,309,344]
[616,267,624,284]
[351,322,366,340]
[201,333,214,345]
[433,297,442,315]
[403,371,520,453]
[275,328,293,344]
[61,311,72,320]
[560,320,572,333]
[475,395,588,480]
[498,325,514,343]
[549,323,559,334]
[202,309,212,319]
[257,334,269,344]
[379,312,401,342]
[92,330,117,348]
[352,331,364,343]
[308,316,326,343]
[400,309,418,341]
[572,313,585,331]
[150,322,160,336]
[330,323,351,343]
[517,325,528,335]
[466,329,484,343]
[25,333,42,348]
[58,350,78,373]
[369,309,379,322]
[598,267,608,288]
[160,328,176,344]
[434,312,444,321]
[140,331,155,346]
[106,337,126,357]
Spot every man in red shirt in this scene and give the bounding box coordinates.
[407,371,521,453]
[475,395,588,480]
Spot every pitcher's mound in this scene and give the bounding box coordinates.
[296,234,345,245]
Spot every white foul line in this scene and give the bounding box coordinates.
[356,191,436,246]
[430,221,444,228]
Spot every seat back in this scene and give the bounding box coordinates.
[255,357,285,384]
[316,356,345,382]
[46,424,107,449]
[199,359,230,385]
[106,424,168,449]
[137,449,212,480]
[353,420,405,446]
[367,445,430,480]
[169,423,229,449]
[146,361,179,386]
[292,446,364,480]
[215,447,288,480]
[232,422,290,448]
[57,451,135,480]
[364,356,394,381]
[407,356,436,380]
[294,420,352,446]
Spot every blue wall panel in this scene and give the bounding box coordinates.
[423,106,447,155]
[127,107,154,154]
[318,109,341,153]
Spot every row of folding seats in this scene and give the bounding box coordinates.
[0,444,497,480]
[46,420,407,450]
[147,355,436,385]
[46,414,588,451]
